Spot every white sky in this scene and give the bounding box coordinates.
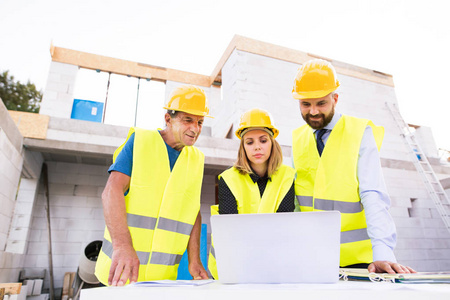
[1,0,449,152]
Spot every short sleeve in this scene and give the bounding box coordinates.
[108,133,135,176]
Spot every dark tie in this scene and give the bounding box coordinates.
[316,129,327,156]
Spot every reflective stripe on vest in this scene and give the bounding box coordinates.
[157,217,193,236]
[95,128,204,284]
[100,239,186,267]
[341,228,370,244]
[127,213,157,229]
[210,244,216,258]
[150,252,183,266]
[292,115,384,266]
[101,215,193,266]
[296,196,362,214]
[296,195,313,207]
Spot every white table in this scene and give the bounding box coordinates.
[81,280,450,300]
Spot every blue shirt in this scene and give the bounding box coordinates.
[315,112,397,263]
[108,131,181,195]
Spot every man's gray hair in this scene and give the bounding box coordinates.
[167,110,179,118]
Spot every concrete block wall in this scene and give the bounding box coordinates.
[0,99,26,283]
[212,50,245,139]
[45,118,126,148]
[383,166,450,271]
[415,126,439,158]
[221,49,248,133]
[334,74,409,161]
[0,129,23,250]
[25,161,107,291]
[40,62,79,119]
[5,149,43,258]
[22,150,45,179]
[219,50,301,145]
[6,178,41,254]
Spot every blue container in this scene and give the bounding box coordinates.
[71,99,104,123]
[176,223,208,279]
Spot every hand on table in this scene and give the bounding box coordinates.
[108,245,140,286]
[189,261,209,280]
[368,261,416,274]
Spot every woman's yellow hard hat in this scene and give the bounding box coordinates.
[235,108,279,139]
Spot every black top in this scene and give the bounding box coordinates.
[218,172,295,214]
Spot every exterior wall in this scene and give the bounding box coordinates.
[6,178,41,254]
[40,62,79,119]
[384,167,450,270]
[25,161,107,291]
[217,50,301,144]
[6,149,44,257]
[211,50,240,139]
[0,99,26,282]
[415,126,439,158]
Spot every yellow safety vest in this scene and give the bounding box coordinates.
[208,165,295,278]
[292,115,384,267]
[95,128,204,285]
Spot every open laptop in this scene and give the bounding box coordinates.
[210,211,341,284]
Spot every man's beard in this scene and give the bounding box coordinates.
[302,106,335,130]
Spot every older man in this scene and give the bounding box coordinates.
[291,59,415,274]
[95,85,211,286]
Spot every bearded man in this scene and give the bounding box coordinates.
[291,59,415,274]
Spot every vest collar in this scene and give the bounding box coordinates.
[249,172,271,183]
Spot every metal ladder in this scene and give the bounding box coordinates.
[386,102,450,232]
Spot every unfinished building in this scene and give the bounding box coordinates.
[1,35,449,295]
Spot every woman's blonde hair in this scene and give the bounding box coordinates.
[233,132,283,177]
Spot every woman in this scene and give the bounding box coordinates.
[208,108,296,279]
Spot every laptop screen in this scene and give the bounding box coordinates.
[211,211,341,284]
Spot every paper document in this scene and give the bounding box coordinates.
[130,279,214,287]
[340,268,450,284]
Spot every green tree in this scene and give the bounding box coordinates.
[0,70,42,113]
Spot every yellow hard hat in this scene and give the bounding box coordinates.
[235,108,279,139]
[292,59,340,99]
[163,85,212,117]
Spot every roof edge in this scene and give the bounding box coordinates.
[210,35,394,87]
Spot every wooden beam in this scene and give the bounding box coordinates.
[51,46,212,87]
[51,35,395,89]
[0,283,22,295]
